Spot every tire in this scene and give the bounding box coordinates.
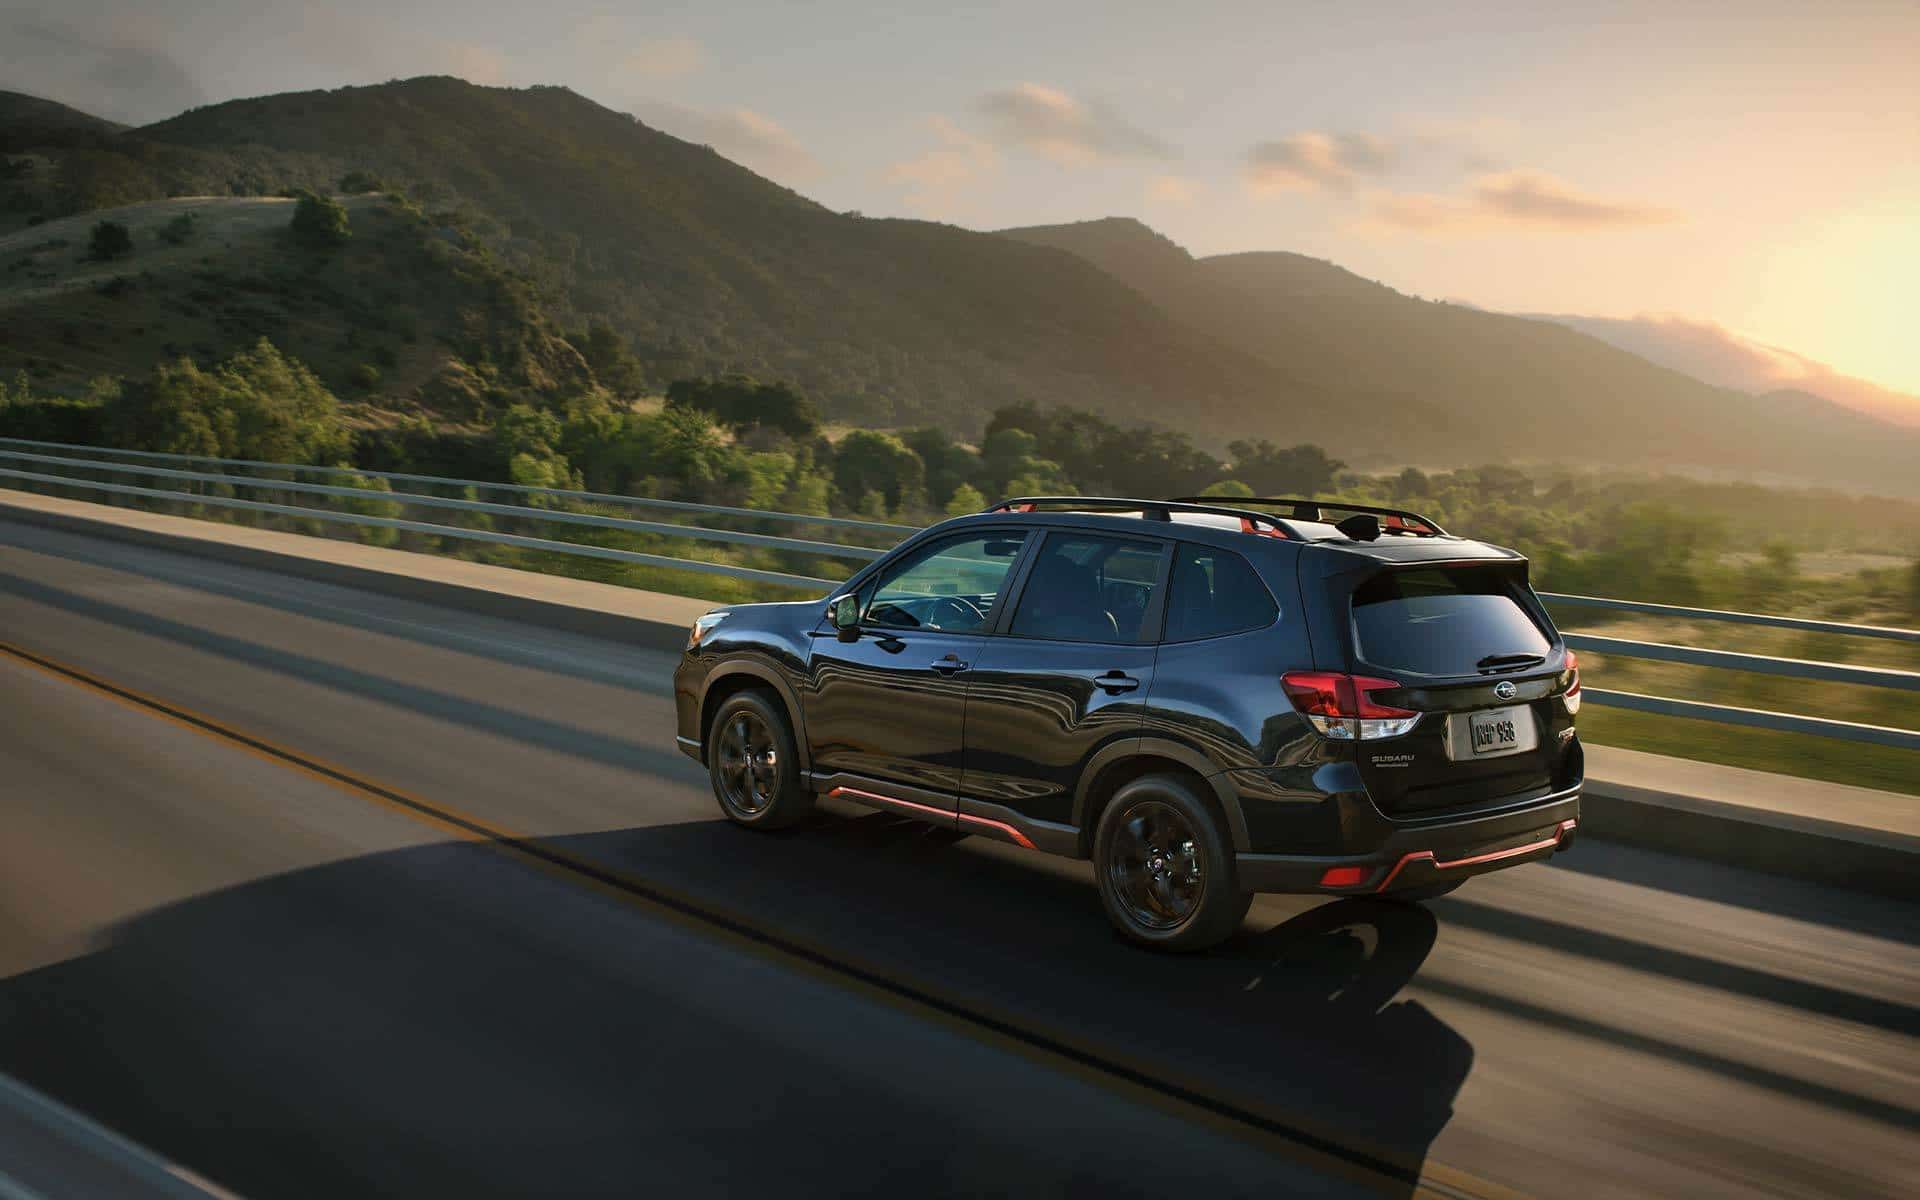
[1387,880,1463,903]
[707,690,811,830]
[1093,774,1251,952]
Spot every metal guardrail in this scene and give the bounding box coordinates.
[1540,590,1920,644]
[2,439,1916,753]
[0,436,915,537]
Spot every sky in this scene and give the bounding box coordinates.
[5,0,1916,403]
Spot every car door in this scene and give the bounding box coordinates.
[960,530,1170,831]
[803,528,1035,813]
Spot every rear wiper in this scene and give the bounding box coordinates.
[1477,653,1545,672]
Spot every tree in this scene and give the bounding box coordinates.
[290,189,351,247]
[105,339,352,463]
[901,426,979,508]
[567,323,647,396]
[1392,466,1430,500]
[945,483,987,517]
[665,375,820,439]
[88,219,133,261]
[1226,440,1343,496]
[832,430,925,512]
[339,170,387,194]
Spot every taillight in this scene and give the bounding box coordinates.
[1563,650,1582,715]
[1281,671,1422,740]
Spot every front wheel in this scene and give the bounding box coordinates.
[708,691,811,830]
[1094,774,1251,952]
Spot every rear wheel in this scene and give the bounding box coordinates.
[1094,774,1251,952]
[708,691,811,830]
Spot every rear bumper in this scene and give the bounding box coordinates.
[1235,783,1580,894]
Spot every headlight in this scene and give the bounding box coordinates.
[688,610,730,649]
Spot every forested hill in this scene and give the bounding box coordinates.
[998,218,1920,494]
[2,77,1915,493]
[0,91,126,153]
[3,77,1304,437]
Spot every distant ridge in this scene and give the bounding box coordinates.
[999,217,1919,493]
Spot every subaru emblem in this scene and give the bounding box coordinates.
[1494,681,1518,701]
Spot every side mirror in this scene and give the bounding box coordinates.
[829,594,861,637]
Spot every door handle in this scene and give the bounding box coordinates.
[930,655,969,675]
[1096,670,1140,694]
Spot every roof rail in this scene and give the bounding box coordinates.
[984,495,1294,537]
[1173,495,1448,536]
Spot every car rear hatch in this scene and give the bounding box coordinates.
[1325,559,1577,818]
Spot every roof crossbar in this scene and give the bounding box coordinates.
[1173,495,1448,536]
[984,495,1294,537]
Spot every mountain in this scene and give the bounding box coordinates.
[0,90,126,154]
[2,80,1914,494]
[1521,312,1920,429]
[999,218,1920,493]
[35,78,1307,436]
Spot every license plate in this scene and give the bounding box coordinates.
[1468,706,1531,756]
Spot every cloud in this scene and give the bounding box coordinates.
[885,117,999,218]
[632,100,820,183]
[1531,313,1920,426]
[976,82,1172,165]
[1245,132,1396,193]
[1368,170,1680,232]
[0,15,203,124]
[1146,174,1203,207]
[621,36,703,80]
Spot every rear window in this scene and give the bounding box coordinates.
[1349,567,1550,678]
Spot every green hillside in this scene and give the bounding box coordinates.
[0,193,589,419]
[2,77,1305,436]
[0,91,126,153]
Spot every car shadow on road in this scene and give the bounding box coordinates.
[0,810,1470,1199]
[572,808,1474,1188]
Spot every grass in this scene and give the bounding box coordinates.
[1576,705,1920,797]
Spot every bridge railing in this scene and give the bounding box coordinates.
[3,437,1915,752]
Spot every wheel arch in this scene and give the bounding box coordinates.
[697,659,811,771]
[1073,737,1250,856]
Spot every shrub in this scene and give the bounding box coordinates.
[289,189,351,247]
[349,363,382,391]
[157,212,197,245]
[339,170,387,194]
[944,483,986,518]
[88,220,133,260]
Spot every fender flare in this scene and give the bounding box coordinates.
[697,657,813,772]
[1073,736,1251,854]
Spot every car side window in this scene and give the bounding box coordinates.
[864,532,1029,633]
[1009,532,1165,644]
[1164,543,1278,642]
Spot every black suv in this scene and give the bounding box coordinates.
[674,496,1583,950]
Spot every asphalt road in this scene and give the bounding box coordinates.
[1,518,1915,1199]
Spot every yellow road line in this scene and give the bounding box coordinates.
[0,636,1518,1200]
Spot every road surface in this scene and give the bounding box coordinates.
[0,518,1914,1198]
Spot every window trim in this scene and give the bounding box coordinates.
[1158,540,1283,644]
[997,529,1174,646]
[853,527,1037,637]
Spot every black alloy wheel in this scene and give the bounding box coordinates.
[708,690,810,829]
